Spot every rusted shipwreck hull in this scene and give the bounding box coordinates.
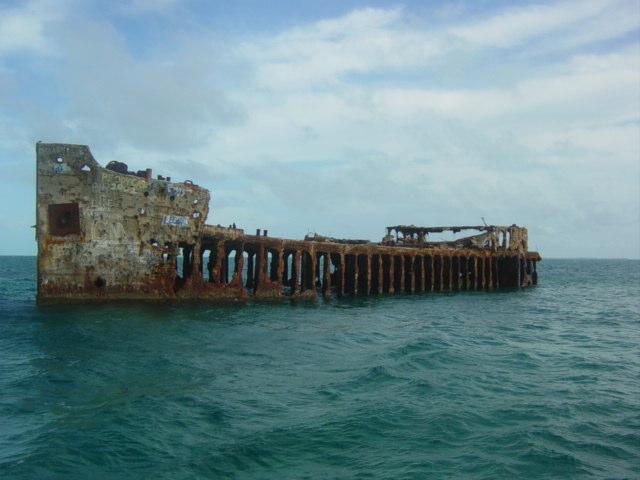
[35,143,541,304]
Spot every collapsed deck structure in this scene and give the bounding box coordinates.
[35,143,541,303]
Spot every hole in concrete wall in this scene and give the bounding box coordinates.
[176,247,185,278]
[345,254,356,294]
[174,244,194,290]
[201,249,212,281]
[329,253,340,290]
[317,253,324,288]
[169,195,175,201]
[466,257,473,287]
[382,255,391,293]
[267,249,279,282]
[325,253,333,286]
[357,254,368,295]
[371,255,380,293]
[282,251,294,288]
[226,249,238,284]
[425,256,432,290]
[404,256,413,293]
[265,250,273,281]
[94,277,105,288]
[242,249,252,288]
[202,242,218,283]
[393,256,402,293]
[414,256,423,292]
[454,257,463,290]
[163,243,174,264]
[433,256,442,291]
[484,257,491,289]
[144,191,149,197]
[443,256,451,290]
[457,257,467,290]
[219,242,239,284]
[318,252,334,290]
[301,251,313,291]
[241,251,250,287]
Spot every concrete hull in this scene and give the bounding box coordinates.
[36,143,540,304]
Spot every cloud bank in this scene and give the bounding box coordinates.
[0,0,638,257]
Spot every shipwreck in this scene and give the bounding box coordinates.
[35,143,541,303]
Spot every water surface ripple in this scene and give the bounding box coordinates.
[0,258,638,478]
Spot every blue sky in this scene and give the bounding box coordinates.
[1,0,638,257]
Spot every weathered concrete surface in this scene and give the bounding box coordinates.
[36,143,541,303]
[36,143,209,302]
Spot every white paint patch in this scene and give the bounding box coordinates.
[163,215,189,227]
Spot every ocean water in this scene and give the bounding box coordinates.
[0,257,638,479]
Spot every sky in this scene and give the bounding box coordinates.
[0,0,638,258]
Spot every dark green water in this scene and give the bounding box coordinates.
[1,257,638,479]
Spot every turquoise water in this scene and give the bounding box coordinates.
[0,257,638,479]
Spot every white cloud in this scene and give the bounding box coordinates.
[0,2,638,257]
[450,0,636,49]
[119,0,184,15]
[0,0,63,54]
[371,48,639,125]
[239,7,441,88]
[24,20,242,152]
[200,6,638,256]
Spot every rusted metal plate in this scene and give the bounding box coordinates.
[48,203,80,236]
